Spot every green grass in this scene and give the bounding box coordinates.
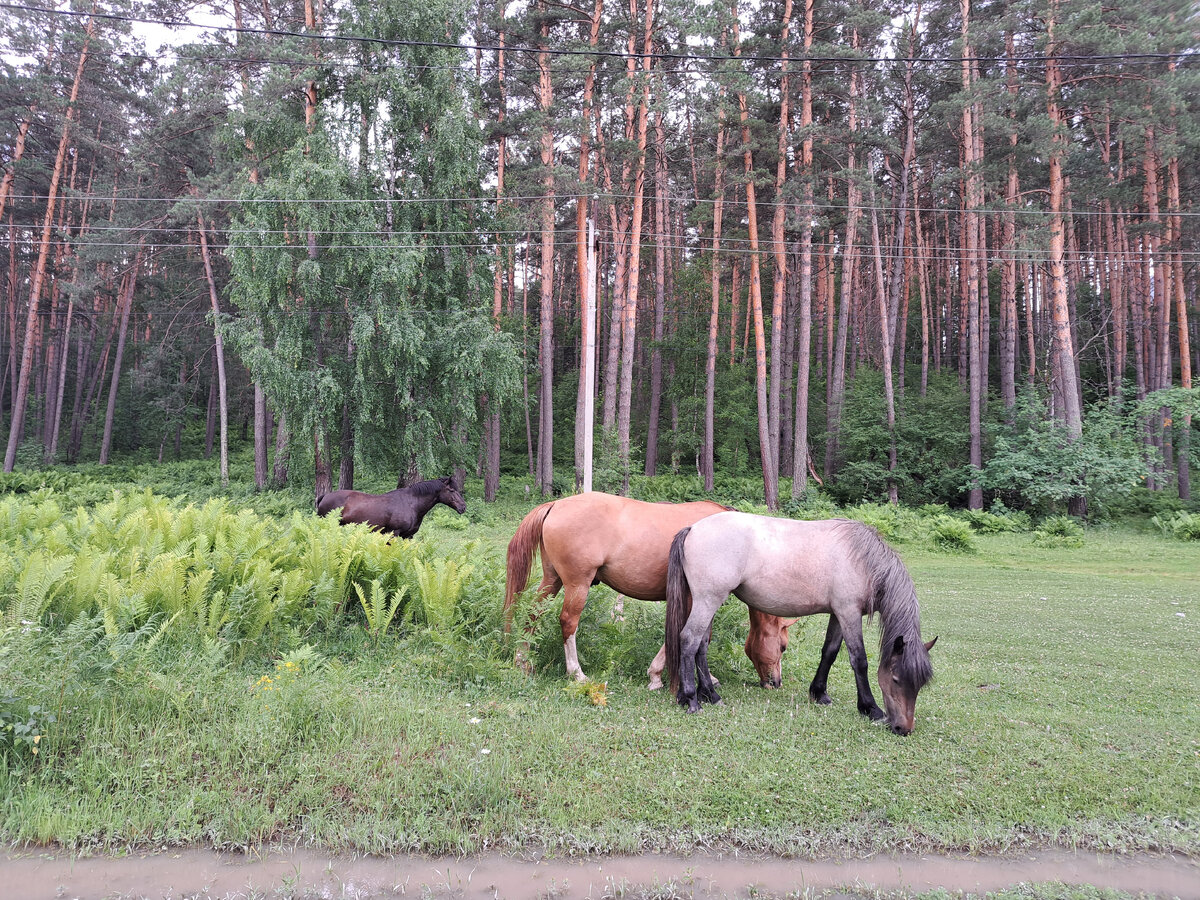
[0,479,1197,861]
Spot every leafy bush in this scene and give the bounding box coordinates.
[1033,515,1085,548]
[0,692,53,764]
[928,515,977,553]
[1150,511,1200,541]
[959,504,1032,534]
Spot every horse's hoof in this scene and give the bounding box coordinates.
[572,672,589,684]
[865,707,886,722]
[809,691,832,705]
[686,702,702,714]
[711,676,720,687]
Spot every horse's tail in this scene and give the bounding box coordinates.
[664,526,693,696]
[504,501,555,631]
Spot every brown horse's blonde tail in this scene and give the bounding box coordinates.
[664,526,693,696]
[503,501,555,631]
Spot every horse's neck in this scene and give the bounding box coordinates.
[410,490,440,521]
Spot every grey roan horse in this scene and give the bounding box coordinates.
[665,513,936,735]
[316,476,465,539]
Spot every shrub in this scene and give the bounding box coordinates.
[1033,515,1085,548]
[928,515,977,553]
[1150,511,1200,541]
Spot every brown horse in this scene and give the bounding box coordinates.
[316,476,465,539]
[504,492,792,686]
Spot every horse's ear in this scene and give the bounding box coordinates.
[924,635,938,653]
[892,635,906,656]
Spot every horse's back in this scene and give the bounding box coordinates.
[684,514,873,617]
[540,492,727,600]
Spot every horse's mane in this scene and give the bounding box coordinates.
[402,478,447,497]
[838,521,934,690]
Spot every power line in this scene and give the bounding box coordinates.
[6,192,1199,220]
[1,2,1192,70]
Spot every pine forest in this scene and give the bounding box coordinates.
[1,0,1198,517]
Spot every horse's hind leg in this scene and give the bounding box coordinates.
[559,581,591,682]
[808,615,843,705]
[694,631,721,706]
[838,615,885,722]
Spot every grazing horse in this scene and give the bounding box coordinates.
[316,476,466,539]
[666,513,936,735]
[504,492,792,686]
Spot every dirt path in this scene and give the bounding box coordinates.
[4,847,1197,899]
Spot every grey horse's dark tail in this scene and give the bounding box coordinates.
[664,526,693,696]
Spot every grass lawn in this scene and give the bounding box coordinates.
[1,492,1197,861]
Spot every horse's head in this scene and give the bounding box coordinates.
[437,476,467,514]
[876,634,937,735]
[744,611,794,689]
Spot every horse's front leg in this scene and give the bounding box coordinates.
[839,616,885,722]
[808,615,844,705]
[559,581,591,682]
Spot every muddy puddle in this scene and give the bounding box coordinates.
[4,847,1197,900]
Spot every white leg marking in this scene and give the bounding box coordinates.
[564,633,588,682]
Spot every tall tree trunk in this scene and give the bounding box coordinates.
[962,0,984,509]
[4,17,92,471]
[1167,150,1190,500]
[870,198,899,504]
[0,106,35,224]
[535,10,555,495]
[272,410,290,487]
[791,0,815,499]
[573,0,602,490]
[99,246,145,465]
[616,0,655,489]
[196,208,230,488]
[824,30,861,481]
[645,97,667,476]
[733,5,777,509]
[767,0,794,499]
[484,2,510,502]
[1045,6,1085,514]
[703,41,729,494]
[999,29,1019,419]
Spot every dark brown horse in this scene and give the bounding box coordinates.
[316,476,465,539]
[504,492,792,687]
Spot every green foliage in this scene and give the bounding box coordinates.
[980,393,1151,518]
[959,502,1032,534]
[1033,516,1086,549]
[0,692,53,764]
[1150,511,1200,541]
[411,556,475,635]
[927,515,978,554]
[354,579,409,644]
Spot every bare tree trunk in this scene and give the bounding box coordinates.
[824,32,861,481]
[535,10,555,494]
[484,3,510,502]
[0,106,35,224]
[733,6,777,510]
[616,0,656,489]
[1167,150,1190,499]
[573,0,602,490]
[703,42,729,494]
[962,0,984,510]
[767,0,794,498]
[254,384,268,489]
[4,18,92,471]
[790,0,815,499]
[1045,7,1085,515]
[869,198,899,504]
[99,246,145,465]
[196,208,230,487]
[999,29,1019,419]
[272,410,290,487]
[645,97,667,476]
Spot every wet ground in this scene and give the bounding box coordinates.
[4,848,1198,899]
